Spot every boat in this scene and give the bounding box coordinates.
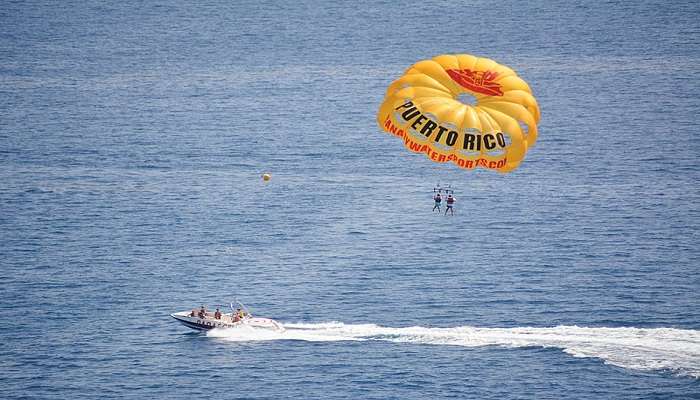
[171,301,284,332]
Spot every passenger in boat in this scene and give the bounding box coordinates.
[198,305,206,319]
[232,308,241,322]
[190,309,196,317]
[214,308,222,319]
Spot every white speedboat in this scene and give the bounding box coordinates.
[171,302,284,332]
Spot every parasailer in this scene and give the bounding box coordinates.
[377,53,540,173]
[432,192,442,212]
[432,184,455,214]
[445,194,455,216]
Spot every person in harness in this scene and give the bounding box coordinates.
[445,194,455,216]
[433,192,442,212]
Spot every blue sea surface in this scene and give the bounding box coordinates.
[1,1,699,399]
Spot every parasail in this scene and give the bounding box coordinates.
[377,54,540,173]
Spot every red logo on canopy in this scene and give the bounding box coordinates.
[446,69,503,96]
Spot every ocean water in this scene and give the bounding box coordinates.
[1,0,699,399]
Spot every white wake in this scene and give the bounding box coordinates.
[207,322,700,378]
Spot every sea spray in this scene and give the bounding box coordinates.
[208,322,700,378]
